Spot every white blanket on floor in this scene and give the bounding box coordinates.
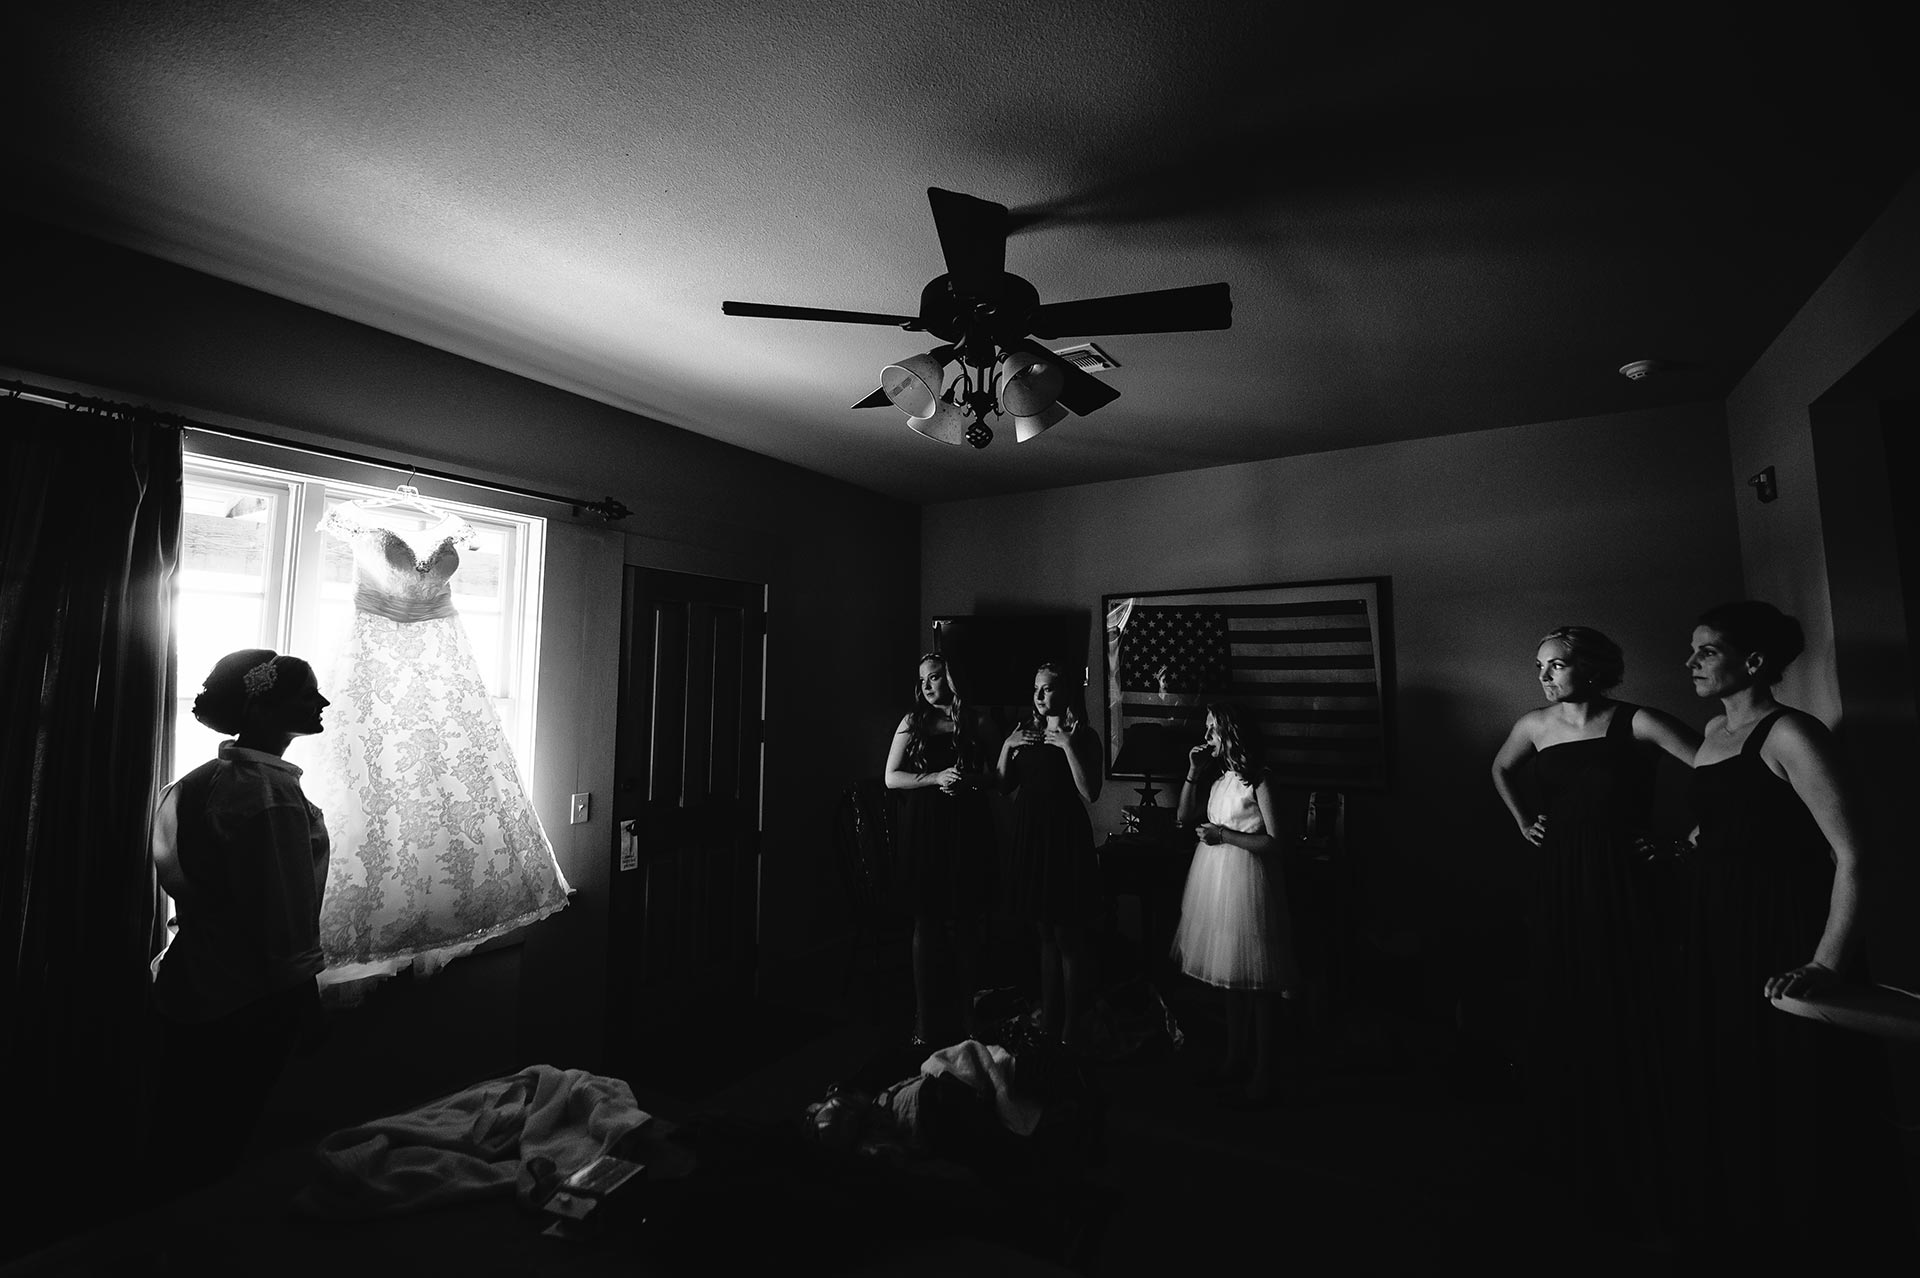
[294,1064,651,1218]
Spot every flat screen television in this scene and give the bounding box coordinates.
[931,613,1090,708]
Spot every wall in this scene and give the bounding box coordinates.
[1,215,921,1137]
[1724,163,1920,1009]
[1724,167,1920,721]
[923,403,1745,944]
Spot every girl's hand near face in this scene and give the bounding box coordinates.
[1188,742,1213,776]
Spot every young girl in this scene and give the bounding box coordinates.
[999,661,1104,1047]
[884,653,995,1044]
[1171,702,1298,1107]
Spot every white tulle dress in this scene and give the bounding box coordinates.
[302,504,568,993]
[1170,770,1300,992]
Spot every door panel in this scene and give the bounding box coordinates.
[609,567,765,1068]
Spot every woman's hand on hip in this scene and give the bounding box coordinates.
[1766,961,1838,1001]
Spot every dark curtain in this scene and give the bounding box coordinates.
[0,394,181,1260]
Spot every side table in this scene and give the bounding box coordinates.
[1099,829,1192,982]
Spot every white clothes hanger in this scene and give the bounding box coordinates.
[351,472,448,521]
[321,470,477,555]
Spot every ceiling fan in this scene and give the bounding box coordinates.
[722,187,1232,448]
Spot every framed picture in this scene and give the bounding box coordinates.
[1101,577,1392,791]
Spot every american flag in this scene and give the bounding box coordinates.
[1106,584,1387,789]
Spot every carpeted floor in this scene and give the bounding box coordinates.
[15,932,1914,1277]
[702,944,1702,1277]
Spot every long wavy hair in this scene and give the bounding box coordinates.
[902,652,966,771]
[1204,701,1264,780]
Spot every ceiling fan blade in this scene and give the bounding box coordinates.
[723,300,917,326]
[927,187,1008,298]
[1011,340,1120,417]
[1027,282,1232,338]
[850,387,891,409]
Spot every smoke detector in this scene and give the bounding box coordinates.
[1619,359,1664,381]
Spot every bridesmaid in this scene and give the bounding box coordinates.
[884,653,995,1045]
[1489,625,1698,1248]
[1674,601,1909,1263]
[998,661,1104,1048]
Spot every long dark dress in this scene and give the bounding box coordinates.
[1677,709,1911,1262]
[1004,735,1104,927]
[1525,704,1678,1245]
[890,727,995,919]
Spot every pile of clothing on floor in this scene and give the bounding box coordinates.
[292,1064,654,1219]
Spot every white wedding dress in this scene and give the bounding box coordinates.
[302,503,568,993]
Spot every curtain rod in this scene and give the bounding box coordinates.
[2,378,633,523]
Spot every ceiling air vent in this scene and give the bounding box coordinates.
[1052,343,1121,372]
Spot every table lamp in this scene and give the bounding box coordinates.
[1110,722,1195,837]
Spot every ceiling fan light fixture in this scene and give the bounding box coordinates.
[996,350,1065,417]
[723,189,1232,455]
[882,350,954,418]
[907,397,970,446]
[1013,402,1069,442]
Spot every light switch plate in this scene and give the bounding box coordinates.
[569,793,590,824]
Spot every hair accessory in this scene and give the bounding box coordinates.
[242,659,278,697]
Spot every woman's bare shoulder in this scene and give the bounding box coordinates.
[1509,706,1554,740]
[1764,707,1835,752]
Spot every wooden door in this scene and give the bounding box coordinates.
[608,567,765,1064]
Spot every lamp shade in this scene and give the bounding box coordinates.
[907,398,969,446]
[997,350,1065,417]
[1013,402,1069,442]
[882,352,952,418]
[1110,722,1195,777]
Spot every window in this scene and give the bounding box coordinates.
[173,453,545,782]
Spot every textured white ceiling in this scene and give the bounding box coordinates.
[6,1,1916,502]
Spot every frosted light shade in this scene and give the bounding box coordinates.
[907,399,969,445]
[1014,402,1069,442]
[997,351,1065,417]
[882,353,950,418]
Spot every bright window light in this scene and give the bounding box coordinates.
[172,454,545,784]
